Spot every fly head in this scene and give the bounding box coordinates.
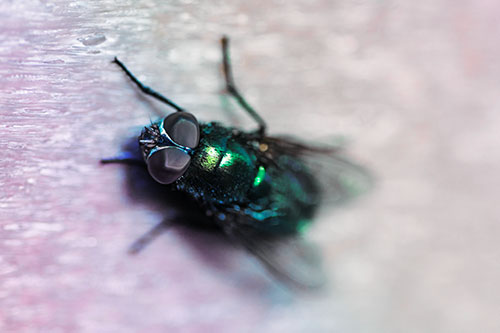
[138,111,200,184]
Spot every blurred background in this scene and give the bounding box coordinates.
[1,0,499,332]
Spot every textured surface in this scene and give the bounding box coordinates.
[1,0,500,332]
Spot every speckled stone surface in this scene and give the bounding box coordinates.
[1,1,499,332]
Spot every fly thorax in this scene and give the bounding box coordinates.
[177,123,258,203]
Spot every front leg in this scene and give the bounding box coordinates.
[100,152,146,167]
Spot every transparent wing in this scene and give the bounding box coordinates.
[262,135,374,207]
[215,135,372,288]
[224,224,326,289]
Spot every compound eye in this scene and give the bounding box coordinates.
[163,112,200,148]
[147,147,191,184]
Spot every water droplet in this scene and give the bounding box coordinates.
[77,33,106,46]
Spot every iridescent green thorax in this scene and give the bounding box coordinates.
[175,122,259,204]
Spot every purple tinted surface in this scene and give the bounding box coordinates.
[1,1,500,332]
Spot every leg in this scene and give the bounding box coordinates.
[100,155,146,167]
[113,57,185,112]
[221,36,267,135]
[128,219,170,254]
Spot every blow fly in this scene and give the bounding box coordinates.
[102,37,371,288]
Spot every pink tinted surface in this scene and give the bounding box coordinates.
[2,0,500,332]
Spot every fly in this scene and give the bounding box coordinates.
[102,36,371,288]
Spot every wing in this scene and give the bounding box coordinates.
[215,134,372,288]
[261,135,374,208]
[222,221,326,289]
